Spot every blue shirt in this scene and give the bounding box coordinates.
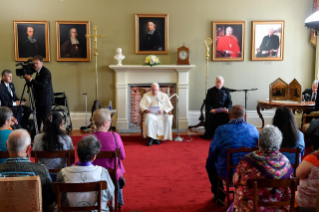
[0,129,12,164]
[208,119,259,179]
[281,131,305,165]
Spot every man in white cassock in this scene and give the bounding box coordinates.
[139,83,174,146]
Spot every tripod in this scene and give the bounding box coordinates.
[16,81,39,136]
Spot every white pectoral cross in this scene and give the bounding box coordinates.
[229,44,232,48]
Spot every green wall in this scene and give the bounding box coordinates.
[0,0,315,111]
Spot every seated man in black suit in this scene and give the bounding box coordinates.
[0,70,31,129]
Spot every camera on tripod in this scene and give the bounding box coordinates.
[15,59,37,78]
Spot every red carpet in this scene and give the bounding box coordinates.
[70,135,218,212]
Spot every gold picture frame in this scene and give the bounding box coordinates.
[14,20,50,62]
[269,78,288,101]
[251,21,285,61]
[211,21,245,61]
[288,79,302,102]
[135,14,169,55]
[56,21,91,62]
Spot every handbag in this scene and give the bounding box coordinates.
[112,132,126,189]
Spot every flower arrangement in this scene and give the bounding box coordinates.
[144,55,161,67]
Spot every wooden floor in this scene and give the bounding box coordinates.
[69,129,204,137]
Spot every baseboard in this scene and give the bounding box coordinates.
[70,110,303,130]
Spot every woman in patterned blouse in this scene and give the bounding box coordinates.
[296,150,319,208]
[232,125,294,212]
[32,112,74,180]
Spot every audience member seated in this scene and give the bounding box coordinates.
[88,108,126,207]
[32,112,74,180]
[306,119,319,150]
[295,149,319,208]
[273,106,305,165]
[0,107,13,164]
[57,135,115,211]
[232,125,294,212]
[0,129,55,211]
[205,105,259,202]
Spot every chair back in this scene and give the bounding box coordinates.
[96,150,122,212]
[0,151,9,159]
[0,175,42,212]
[279,147,300,169]
[31,150,75,173]
[226,147,257,182]
[247,177,299,212]
[52,181,107,212]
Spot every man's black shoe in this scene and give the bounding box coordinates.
[147,138,153,146]
[154,139,161,145]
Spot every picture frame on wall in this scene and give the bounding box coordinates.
[211,21,245,61]
[288,79,302,102]
[14,20,50,62]
[251,21,285,61]
[56,21,91,62]
[135,14,169,54]
[269,78,288,101]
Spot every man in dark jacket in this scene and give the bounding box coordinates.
[142,22,164,51]
[201,76,232,140]
[24,55,54,132]
[255,28,280,57]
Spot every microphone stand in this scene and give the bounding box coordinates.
[169,94,183,141]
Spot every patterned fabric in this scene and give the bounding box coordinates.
[296,150,319,208]
[207,121,259,179]
[233,151,293,212]
[0,157,55,210]
[32,133,74,169]
[57,165,115,212]
[242,150,293,179]
[0,176,42,212]
[229,118,246,124]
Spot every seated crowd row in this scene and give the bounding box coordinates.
[206,105,318,211]
[0,107,125,211]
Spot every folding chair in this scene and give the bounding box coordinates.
[247,177,299,212]
[216,147,257,207]
[51,92,73,134]
[96,150,122,212]
[52,181,107,212]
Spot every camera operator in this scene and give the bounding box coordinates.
[0,70,31,130]
[24,55,54,132]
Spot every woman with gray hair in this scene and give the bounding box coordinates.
[231,125,294,212]
[56,135,115,211]
[0,107,13,164]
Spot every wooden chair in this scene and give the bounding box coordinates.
[31,150,75,173]
[52,181,107,212]
[0,176,42,212]
[246,177,299,212]
[279,147,301,169]
[216,146,257,207]
[0,151,9,159]
[96,150,122,212]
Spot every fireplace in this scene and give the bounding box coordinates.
[109,65,196,132]
[129,84,176,129]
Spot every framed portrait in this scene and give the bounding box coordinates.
[56,21,91,62]
[135,14,169,54]
[251,21,285,61]
[288,79,302,102]
[14,20,50,62]
[269,78,288,101]
[212,21,245,61]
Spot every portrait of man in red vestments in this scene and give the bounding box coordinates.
[212,22,245,61]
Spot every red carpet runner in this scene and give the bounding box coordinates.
[71,135,218,212]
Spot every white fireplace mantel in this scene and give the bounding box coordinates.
[109,65,196,131]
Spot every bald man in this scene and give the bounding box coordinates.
[0,129,55,210]
[20,26,41,58]
[256,28,280,57]
[216,27,241,58]
[139,83,174,146]
[61,28,84,58]
[206,105,259,202]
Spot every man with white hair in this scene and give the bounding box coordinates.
[255,28,280,57]
[141,21,164,51]
[139,83,174,146]
[216,26,241,58]
[303,80,318,102]
[0,129,55,211]
[201,76,232,140]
